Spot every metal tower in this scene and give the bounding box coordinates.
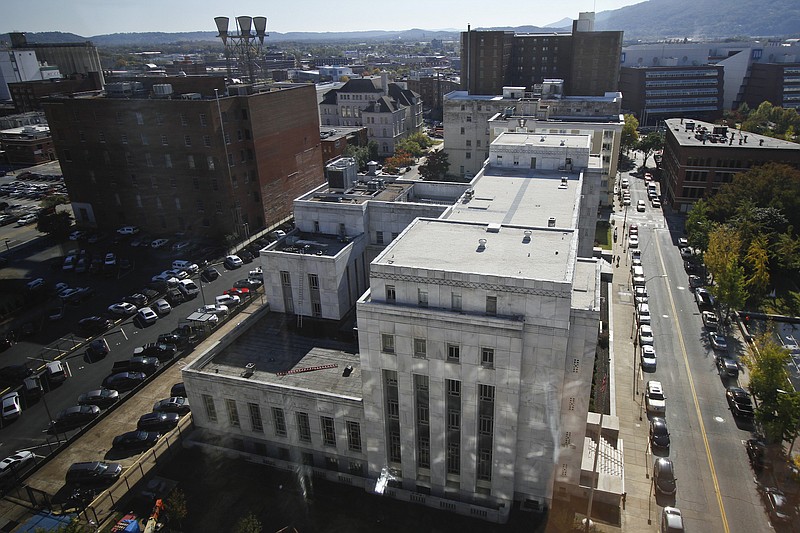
[214,16,268,84]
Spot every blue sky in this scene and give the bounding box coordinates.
[2,0,643,36]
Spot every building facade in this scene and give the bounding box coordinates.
[461,13,622,97]
[405,75,460,121]
[319,75,423,156]
[661,118,800,211]
[619,65,724,128]
[182,132,603,523]
[320,126,369,164]
[741,62,800,110]
[42,81,324,238]
[0,124,55,165]
[8,72,104,112]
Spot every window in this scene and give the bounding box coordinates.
[460,127,465,135]
[203,135,211,147]
[184,135,192,147]
[447,410,461,430]
[321,416,336,447]
[280,271,291,286]
[164,154,172,168]
[224,132,231,145]
[207,156,215,170]
[180,113,188,126]
[98,131,105,143]
[248,403,262,432]
[272,407,287,437]
[447,379,461,397]
[446,442,460,474]
[385,285,396,303]
[418,289,428,308]
[418,435,430,468]
[387,398,399,419]
[389,431,402,463]
[417,404,429,424]
[145,153,153,167]
[479,384,495,402]
[451,293,462,311]
[160,135,168,146]
[199,113,207,126]
[486,295,497,316]
[202,394,217,423]
[477,450,492,481]
[466,152,472,159]
[479,415,493,435]
[188,155,195,169]
[225,398,240,427]
[135,112,143,125]
[346,421,362,452]
[447,344,460,363]
[297,412,311,443]
[381,334,395,354]
[376,231,384,245]
[121,133,128,144]
[413,338,427,359]
[481,347,494,368]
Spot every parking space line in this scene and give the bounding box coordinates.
[655,229,730,533]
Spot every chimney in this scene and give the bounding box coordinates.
[381,71,389,96]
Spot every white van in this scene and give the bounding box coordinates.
[172,260,199,274]
[177,279,200,298]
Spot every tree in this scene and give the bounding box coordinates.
[635,131,664,167]
[743,335,794,443]
[40,194,69,210]
[395,138,424,158]
[685,199,712,252]
[36,210,72,239]
[343,144,370,171]
[383,150,413,174]
[367,140,379,162]
[705,225,747,320]
[164,488,188,529]
[620,114,639,154]
[744,234,770,303]
[234,512,262,533]
[418,150,450,181]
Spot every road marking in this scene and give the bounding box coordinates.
[654,230,730,533]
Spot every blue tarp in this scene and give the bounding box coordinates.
[17,511,75,532]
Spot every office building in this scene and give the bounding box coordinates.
[661,118,800,211]
[8,73,104,112]
[461,13,622,97]
[42,81,324,238]
[0,123,55,165]
[741,62,800,110]
[182,131,609,523]
[619,65,724,128]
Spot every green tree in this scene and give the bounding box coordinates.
[705,225,747,320]
[406,131,434,150]
[744,234,770,303]
[635,131,664,167]
[367,140,380,162]
[36,210,72,239]
[395,138,424,157]
[164,488,188,529]
[743,335,794,443]
[343,144,369,171]
[773,226,800,274]
[40,194,69,210]
[234,512,262,533]
[685,199,712,252]
[418,150,450,181]
[620,113,639,154]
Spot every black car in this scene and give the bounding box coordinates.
[649,417,670,448]
[66,461,122,486]
[0,364,33,386]
[64,287,95,305]
[137,412,180,432]
[78,316,114,335]
[165,287,184,306]
[238,250,255,263]
[170,382,186,398]
[653,458,677,495]
[153,396,190,415]
[746,439,770,472]
[140,288,159,301]
[85,338,110,360]
[112,430,161,451]
[233,278,261,290]
[134,342,177,361]
[726,386,755,418]
[762,487,793,525]
[157,332,188,349]
[201,266,220,282]
[49,405,100,433]
[78,388,119,409]
[102,371,147,392]
[127,356,161,376]
[123,293,148,307]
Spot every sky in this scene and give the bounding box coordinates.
[2,0,645,36]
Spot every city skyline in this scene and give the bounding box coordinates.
[2,0,643,36]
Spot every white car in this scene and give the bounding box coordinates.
[645,380,667,414]
[637,303,651,325]
[151,272,180,285]
[215,294,241,307]
[637,200,646,212]
[224,255,243,269]
[104,252,117,266]
[117,226,139,235]
[197,304,229,317]
[1,392,21,419]
[628,235,639,248]
[26,278,45,291]
[635,286,648,305]
[153,299,172,315]
[652,198,661,208]
[137,307,158,325]
[69,230,87,241]
[677,237,689,247]
[641,345,657,371]
[639,324,654,346]
[249,267,263,280]
[0,451,35,478]
[151,238,170,249]
[108,302,137,317]
[661,507,684,533]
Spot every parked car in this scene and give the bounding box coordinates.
[761,487,793,525]
[137,307,158,326]
[177,279,200,298]
[661,507,684,533]
[639,325,654,346]
[85,338,110,360]
[112,430,161,451]
[726,386,754,418]
[102,372,146,392]
[215,294,241,308]
[225,287,250,297]
[234,278,262,290]
[126,356,161,376]
[238,250,255,263]
[123,293,148,307]
[104,253,117,267]
[137,412,180,432]
[133,343,177,361]
[116,226,139,236]
[688,274,703,290]
[645,380,666,414]
[151,238,169,249]
[108,302,137,317]
[201,266,220,281]
[172,260,198,274]
[78,388,119,409]
[640,345,657,371]
[0,364,33,386]
[153,299,172,316]
[710,333,728,351]
[49,405,101,433]
[653,458,677,495]
[64,286,94,305]
[628,235,639,248]
[224,255,243,269]
[170,382,186,398]
[78,316,114,335]
[153,396,190,415]
[637,303,651,325]
[65,461,122,486]
[0,451,35,479]
[649,417,670,448]
[746,439,769,472]
[26,278,45,291]
[716,356,739,379]
[1,393,21,420]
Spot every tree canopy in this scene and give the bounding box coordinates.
[418,150,450,181]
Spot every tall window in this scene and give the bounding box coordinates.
[346,421,362,452]
[321,416,336,447]
[481,347,495,368]
[389,431,402,463]
[381,334,395,354]
[248,403,263,433]
[447,442,460,474]
[447,344,460,363]
[202,394,217,423]
[413,338,427,359]
[297,412,311,443]
[451,293,462,311]
[385,285,396,303]
[486,296,497,316]
[418,289,428,308]
[272,407,287,437]
[225,398,240,427]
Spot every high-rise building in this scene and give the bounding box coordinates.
[182,132,611,524]
[42,81,324,238]
[742,62,800,110]
[460,13,622,97]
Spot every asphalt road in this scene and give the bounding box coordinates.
[0,224,259,472]
[623,170,771,532]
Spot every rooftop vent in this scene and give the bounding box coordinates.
[523,230,532,243]
[540,136,546,142]
[241,362,256,378]
[477,238,487,252]
[560,140,565,146]
[559,177,568,189]
[548,217,556,228]
[486,223,501,233]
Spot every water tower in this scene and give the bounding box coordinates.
[214,15,268,83]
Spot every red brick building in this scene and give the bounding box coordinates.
[42,82,324,238]
[9,72,104,112]
[320,126,368,164]
[0,124,55,165]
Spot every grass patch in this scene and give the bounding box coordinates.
[754,277,800,316]
[595,221,612,250]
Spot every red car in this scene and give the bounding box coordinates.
[224,287,250,297]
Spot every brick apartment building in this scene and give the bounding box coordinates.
[0,124,55,166]
[662,118,800,211]
[42,81,324,238]
[8,72,104,112]
[741,62,800,110]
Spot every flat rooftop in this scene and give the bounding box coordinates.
[665,118,800,150]
[198,313,362,399]
[445,168,580,229]
[376,218,574,282]
[305,180,414,205]
[274,232,353,257]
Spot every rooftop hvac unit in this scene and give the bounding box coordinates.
[153,84,174,97]
[180,93,202,100]
[367,180,379,191]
